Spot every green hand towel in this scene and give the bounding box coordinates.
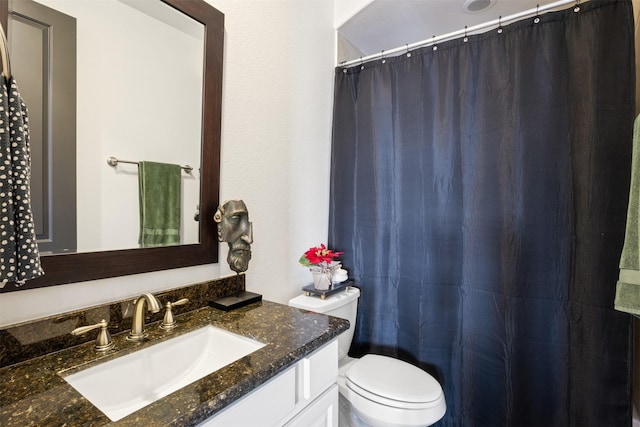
[615,115,640,314]
[138,161,181,248]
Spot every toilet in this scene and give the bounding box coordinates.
[289,286,446,427]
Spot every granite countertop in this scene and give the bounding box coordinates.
[0,300,349,427]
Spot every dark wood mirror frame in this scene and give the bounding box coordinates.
[0,0,222,293]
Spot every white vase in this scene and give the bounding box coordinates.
[310,266,332,290]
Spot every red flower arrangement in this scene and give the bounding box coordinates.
[299,244,343,267]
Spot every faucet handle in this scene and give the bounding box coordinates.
[160,298,189,330]
[71,319,115,352]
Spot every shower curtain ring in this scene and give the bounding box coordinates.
[406,44,412,57]
[360,57,364,70]
[574,0,580,13]
[432,35,438,51]
[497,16,503,33]
[463,25,469,43]
[534,5,540,23]
[381,50,386,64]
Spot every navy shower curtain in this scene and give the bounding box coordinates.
[329,1,635,426]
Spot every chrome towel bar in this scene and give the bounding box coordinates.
[107,156,193,173]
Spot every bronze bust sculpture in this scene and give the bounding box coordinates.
[214,200,253,273]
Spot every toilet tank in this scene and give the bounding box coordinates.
[289,286,360,360]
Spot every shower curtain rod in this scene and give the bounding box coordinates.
[340,0,579,68]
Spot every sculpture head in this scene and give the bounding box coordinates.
[214,200,253,273]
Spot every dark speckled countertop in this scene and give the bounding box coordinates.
[0,286,348,426]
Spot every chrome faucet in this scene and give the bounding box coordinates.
[127,293,161,341]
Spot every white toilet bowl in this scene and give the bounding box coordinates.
[338,355,446,427]
[289,287,446,427]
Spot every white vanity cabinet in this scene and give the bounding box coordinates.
[199,339,339,427]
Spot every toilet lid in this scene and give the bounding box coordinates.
[345,354,443,408]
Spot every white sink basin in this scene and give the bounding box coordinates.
[61,325,265,421]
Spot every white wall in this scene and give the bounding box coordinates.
[334,0,372,29]
[209,0,336,305]
[0,0,337,327]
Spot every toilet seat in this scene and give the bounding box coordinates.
[345,354,444,409]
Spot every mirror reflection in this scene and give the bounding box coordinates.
[9,0,204,254]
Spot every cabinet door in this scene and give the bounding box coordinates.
[198,340,339,427]
[296,340,338,404]
[198,367,296,427]
[284,384,339,427]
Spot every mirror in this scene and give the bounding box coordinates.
[11,0,205,254]
[0,0,223,292]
